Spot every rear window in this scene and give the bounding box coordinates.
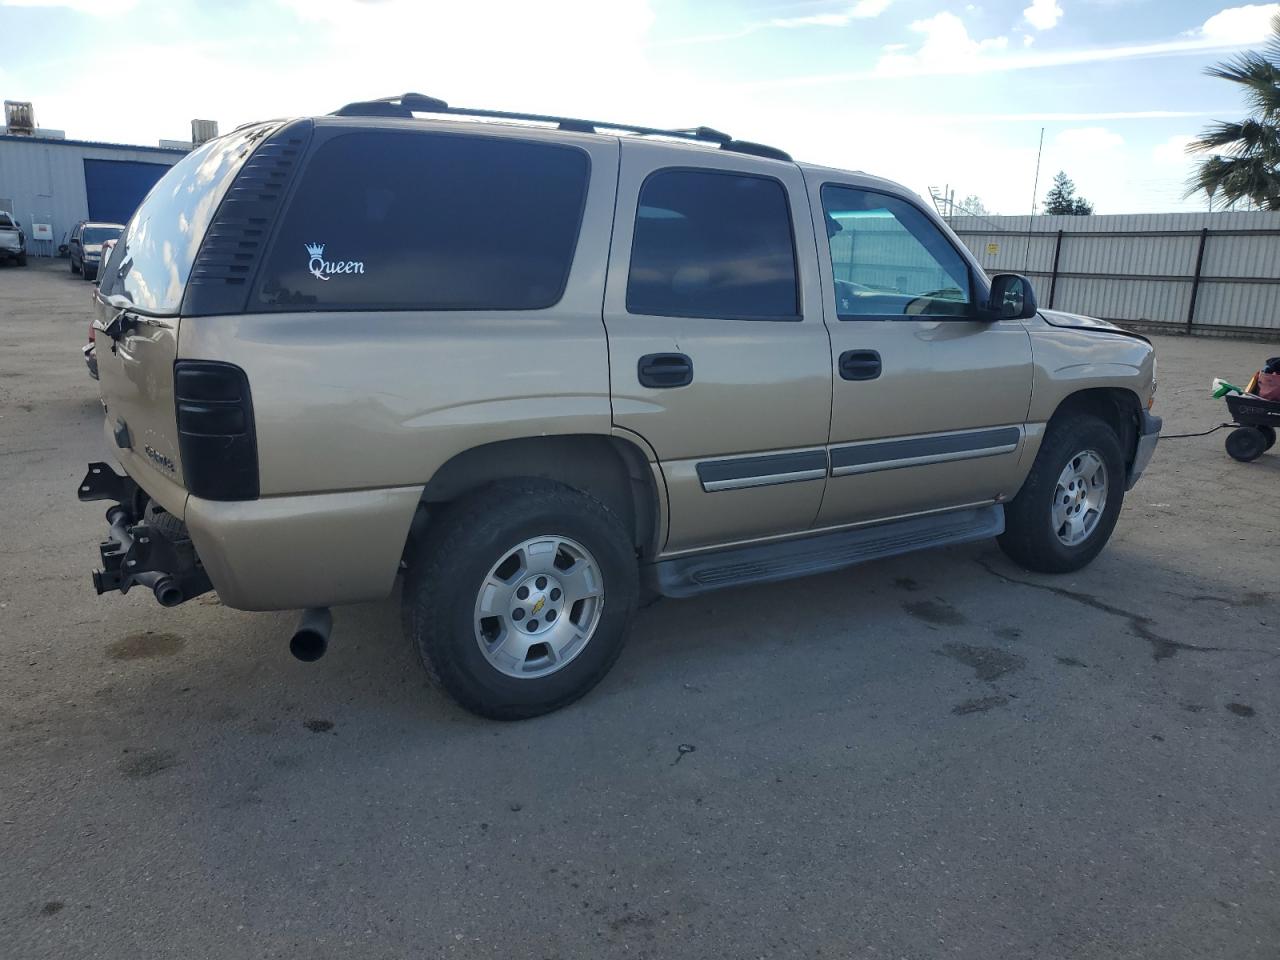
[0,214,13,228]
[99,123,278,313]
[255,131,590,311]
[627,169,799,321]
[82,226,122,245]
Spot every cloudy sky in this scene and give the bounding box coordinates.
[1,0,1277,214]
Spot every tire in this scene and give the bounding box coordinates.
[1259,426,1276,451]
[998,413,1126,574]
[1226,426,1266,463]
[402,479,639,720]
[70,257,80,275]
[144,502,188,542]
[16,252,26,267]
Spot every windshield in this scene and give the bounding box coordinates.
[99,121,279,314]
[82,226,122,245]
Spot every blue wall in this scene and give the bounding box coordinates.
[83,158,171,224]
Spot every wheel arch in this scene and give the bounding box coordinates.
[404,434,662,566]
[1046,387,1143,470]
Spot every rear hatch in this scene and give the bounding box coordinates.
[93,122,283,508]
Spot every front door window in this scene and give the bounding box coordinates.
[821,186,971,320]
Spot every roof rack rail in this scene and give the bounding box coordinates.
[330,93,792,162]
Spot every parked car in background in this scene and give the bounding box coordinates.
[68,221,124,280]
[0,211,27,265]
[79,96,1161,720]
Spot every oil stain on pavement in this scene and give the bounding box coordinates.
[937,642,1026,682]
[119,749,180,779]
[952,695,1009,716]
[903,599,967,626]
[106,632,184,660]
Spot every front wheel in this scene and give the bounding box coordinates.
[402,480,639,720]
[16,252,26,266]
[998,413,1126,574]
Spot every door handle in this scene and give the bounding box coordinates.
[638,353,694,388]
[839,349,882,381]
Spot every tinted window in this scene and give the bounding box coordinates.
[100,123,276,313]
[256,132,589,311]
[822,186,971,319]
[627,169,799,320]
[0,214,13,228]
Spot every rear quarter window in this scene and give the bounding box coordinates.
[255,131,590,311]
[99,123,279,313]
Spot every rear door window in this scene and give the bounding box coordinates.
[255,131,590,311]
[99,123,278,313]
[626,169,799,321]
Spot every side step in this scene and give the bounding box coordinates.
[647,504,1004,599]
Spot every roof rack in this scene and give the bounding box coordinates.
[330,93,792,162]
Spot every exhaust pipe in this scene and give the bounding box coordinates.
[290,607,332,662]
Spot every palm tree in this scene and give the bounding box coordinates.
[1186,12,1280,211]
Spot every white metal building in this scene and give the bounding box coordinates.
[948,211,1280,339]
[0,133,187,256]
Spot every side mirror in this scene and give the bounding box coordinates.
[985,273,1038,321]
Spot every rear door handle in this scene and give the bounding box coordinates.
[638,353,694,388]
[839,349,882,381]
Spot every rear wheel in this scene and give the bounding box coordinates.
[402,480,639,720]
[70,257,79,274]
[16,252,26,266]
[1259,426,1276,451]
[998,413,1125,573]
[1226,426,1267,462]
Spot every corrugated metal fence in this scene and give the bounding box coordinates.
[948,211,1280,340]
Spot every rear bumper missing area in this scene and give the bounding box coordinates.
[77,462,211,607]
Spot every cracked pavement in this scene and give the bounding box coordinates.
[2,259,1278,959]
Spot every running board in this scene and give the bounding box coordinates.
[647,505,1004,599]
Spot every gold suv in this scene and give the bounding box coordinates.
[80,94,1160,718]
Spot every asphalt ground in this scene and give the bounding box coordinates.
[2,257,1278,959]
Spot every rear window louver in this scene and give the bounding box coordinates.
[182,119,313,316]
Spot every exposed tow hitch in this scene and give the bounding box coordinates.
[290,608,333,662]
[78,462,212,607]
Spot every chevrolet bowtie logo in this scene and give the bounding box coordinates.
[531,596,546,616]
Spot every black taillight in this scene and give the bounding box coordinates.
[174,360,259,500]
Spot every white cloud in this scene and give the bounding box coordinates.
[768,0,894,27]
[1152,133,1196,166]
[1053,127,1124,152]
[1023,0,1063,30]
[672,0,893,44]
[1193,3,1280,43]
[1,0,136,14]
[758,3,1280,85]
[1023,34,1036,46]
[877,12,1008,77]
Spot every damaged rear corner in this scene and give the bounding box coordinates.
[78,461,212,607]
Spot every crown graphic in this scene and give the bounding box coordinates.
[305,242,325,258]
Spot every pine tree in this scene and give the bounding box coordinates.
[1043,171,1094,215]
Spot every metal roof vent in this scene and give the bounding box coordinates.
[191,119,219,145]
[4,101,35,135]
